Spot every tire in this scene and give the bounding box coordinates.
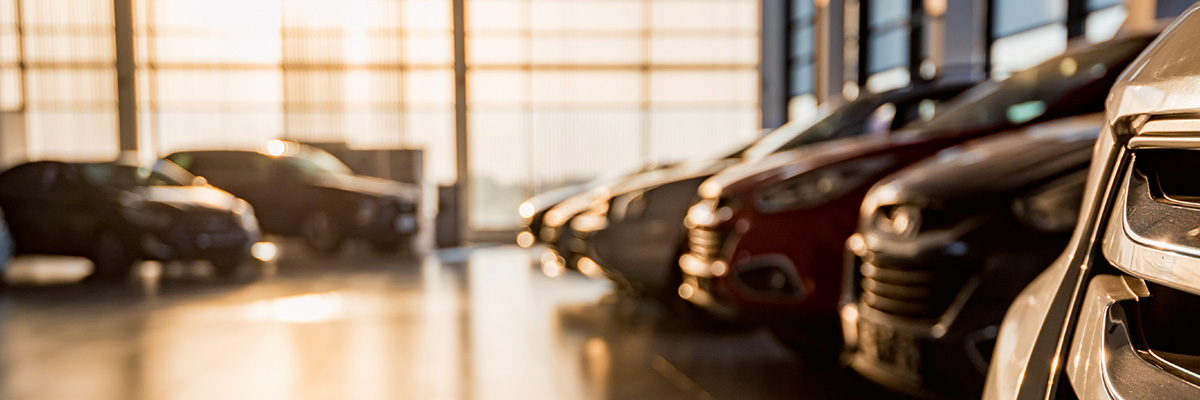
[88,229,135,280]
[300,210,344,254]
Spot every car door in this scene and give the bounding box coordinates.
[0,163,92,255]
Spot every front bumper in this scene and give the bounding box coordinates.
[844,220,1062,397]
[141,226,258,261]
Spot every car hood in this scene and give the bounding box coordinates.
[1108,12,1200,122]
[311,174,420,200]
[871,113,1102,208]
[543,156,738,227]
[702,134,903,198]
[126,186,243,212]
[608,156,739,199]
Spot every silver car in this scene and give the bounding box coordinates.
[984,7,1200,399]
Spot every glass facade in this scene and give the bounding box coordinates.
[0,0,757,232]
[990,0,1127,78]
[465,0,759,230]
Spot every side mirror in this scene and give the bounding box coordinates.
[192,176,208,186]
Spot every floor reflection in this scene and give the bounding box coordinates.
[0,243,893,400]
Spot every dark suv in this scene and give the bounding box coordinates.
[0,159,259,278]
[167,141,421,254]
[842,113,1102,398]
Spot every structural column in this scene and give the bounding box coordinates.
[816,0,846,104]
[113,0,138,153]
[452,0,469,243]
[760,0,790,130]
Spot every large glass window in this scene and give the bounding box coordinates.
[466,0,759,230]
[864,0,911,92]
[15,0,119,161]
[789,0,816,119]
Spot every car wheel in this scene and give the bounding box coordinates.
[88,230,135,280]
[301,210,344,254]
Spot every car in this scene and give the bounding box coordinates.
[517,184,592,249]
[166,140,422,254]
[679,33,1157,355]
[0,159,260,279]
[571,83,974,299]
[983,11,1200,400]
[841,113,1102,398]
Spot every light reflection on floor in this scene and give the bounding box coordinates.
[0,243,894,400]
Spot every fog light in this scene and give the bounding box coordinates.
[251,242,278,262]
[678,283,695,300]
[711,260,728,277]
[516,231,535,248]
[841,304,860,347]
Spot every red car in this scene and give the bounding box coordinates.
[678,34,1155,354]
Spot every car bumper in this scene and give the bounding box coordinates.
[141,228,259,261]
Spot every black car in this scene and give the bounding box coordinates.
[166,141,421,254]
[842,113,1101,398]
[0,159,260,279]
[572,82,974,299]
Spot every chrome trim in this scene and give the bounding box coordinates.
[1066,274,1200,399]
[1103,156,1200,297]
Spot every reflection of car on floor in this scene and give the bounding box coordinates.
[841,113,1101,398]
[680,33,1157,355]
[571,83,973,299]
[0,159,260,279]
[167,140,421,254]
[984,12,1200,400]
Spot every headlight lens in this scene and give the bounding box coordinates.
[874,204,921,238]
[610,191,645,222]
[1011,170,1087,232]
[756,156,893,213]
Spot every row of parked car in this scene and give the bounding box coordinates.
[0,141,422,281]
[521,11,1200,399]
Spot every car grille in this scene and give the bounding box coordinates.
[858,258,976,320]
[688,227,727,262]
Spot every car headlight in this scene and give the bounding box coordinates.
[1011,170,1087,233]
[610,191,646,222]
[873,204,921,238]
[756,156,894,213]
[519,201,536,220]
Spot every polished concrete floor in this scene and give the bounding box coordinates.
[0,242,895,400]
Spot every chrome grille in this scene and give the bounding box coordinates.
[859,260,975,320]
[688,227,727,261]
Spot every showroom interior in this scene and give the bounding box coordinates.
[1,0,1200,399]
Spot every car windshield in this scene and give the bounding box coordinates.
[83,162,192,188]
[913,37,1151,137]
[283,148,354,179]
[743,97,879,160]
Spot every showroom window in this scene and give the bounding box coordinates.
[5,0,120,161]
[788,0,817,120]
[989,0,1126,78]
[863,0,913,92]
[466,0,759,230]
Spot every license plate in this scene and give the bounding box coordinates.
[394,215,418,233]
[858,319,922,379]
